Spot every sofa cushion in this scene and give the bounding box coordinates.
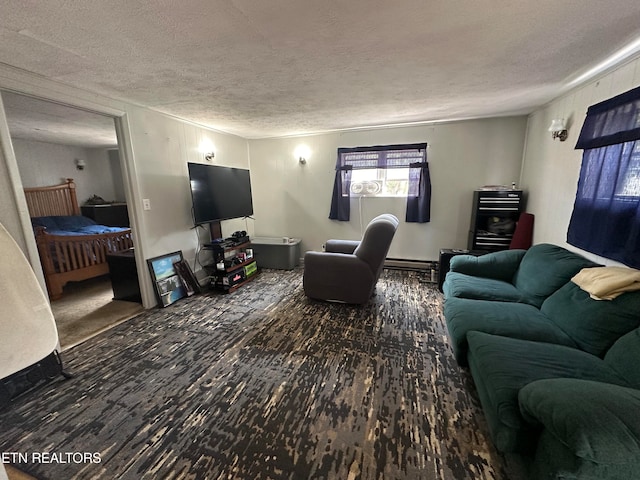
[512,244,598,307]
[519,378,640,465]
[444,297,576,365]
[443,272,526,303]
[448,249,526,282]
[605,328,640,388]
[466,331,628,453]
[542,282,640,358]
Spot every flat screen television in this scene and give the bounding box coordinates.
[187,162,254,225]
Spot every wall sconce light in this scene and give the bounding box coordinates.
[294,144,311,165]
[74,158,86,170]
[549,119,568,141]
[198,139,216,162]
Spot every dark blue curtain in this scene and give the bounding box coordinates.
[329,166,352,221]
[406,161,431,222]
[329,143,431,222]
[568,85,640,268]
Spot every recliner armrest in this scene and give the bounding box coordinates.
[325,239,360,254]
[519,378,640,464]
[303,251,374,304]
[304,251,373,278]
[449,249,526,282]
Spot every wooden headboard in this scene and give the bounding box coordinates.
[23,178,80,218]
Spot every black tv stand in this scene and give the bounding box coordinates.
[203,239,234,249]
[204,239,258,293]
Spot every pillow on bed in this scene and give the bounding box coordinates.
[31,215,125,235]
[31,216,60,230]
[55,215,97,231]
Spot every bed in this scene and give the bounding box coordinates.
[24,178,133,301]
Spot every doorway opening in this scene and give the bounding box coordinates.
[1,91,143,349]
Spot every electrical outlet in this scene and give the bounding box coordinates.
[143,198,151,210]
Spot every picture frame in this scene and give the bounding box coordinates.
[147,251,188,307]
[172,258,201,296]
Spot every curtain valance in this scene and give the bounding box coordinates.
[575,85,640,150]
[336,143,428,170]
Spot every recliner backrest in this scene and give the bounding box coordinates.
[354,214,399,280]
[512,243,599,307]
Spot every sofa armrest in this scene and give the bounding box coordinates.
[449,249,526,282]
[519,378,640,464]
[325,239,360,254]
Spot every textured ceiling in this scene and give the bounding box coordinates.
[2,0,640,142]
[2,92,117,148]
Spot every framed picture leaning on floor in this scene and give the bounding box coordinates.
[147,251,187,307]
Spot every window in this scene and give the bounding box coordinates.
[568,85,640,268]
[329,143,431,222]
[350,167,410,197]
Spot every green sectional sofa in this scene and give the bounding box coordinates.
[442,243,640,479]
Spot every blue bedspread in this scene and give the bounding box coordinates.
[31,215,129,235]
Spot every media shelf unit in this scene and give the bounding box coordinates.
[468,189,524,252]
[203,240,258,293]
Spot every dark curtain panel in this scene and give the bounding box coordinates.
[406,162,432,222]
[329,166,352,221]
[329,143,430,222]
[569,85,640,268]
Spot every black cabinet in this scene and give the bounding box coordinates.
[468,189,524,252]
[106,248,141,302]
[81,203,130,227]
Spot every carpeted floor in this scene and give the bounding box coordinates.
[51,275,144,350]
[0,269,528,480]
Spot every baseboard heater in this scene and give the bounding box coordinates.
[384,258,439,283]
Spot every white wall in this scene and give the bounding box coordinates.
[108,149,127,202]
[0,96,33,260]
[0,144,26,249]
[520,57,640,266]
[248,116,528,261]
[123,105,250,302]
[12,139,121,204]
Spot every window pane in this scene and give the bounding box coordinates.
[616,141,640,197]
[351,169,378,182]
[383,179,408,196]
[350,167,409,197]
